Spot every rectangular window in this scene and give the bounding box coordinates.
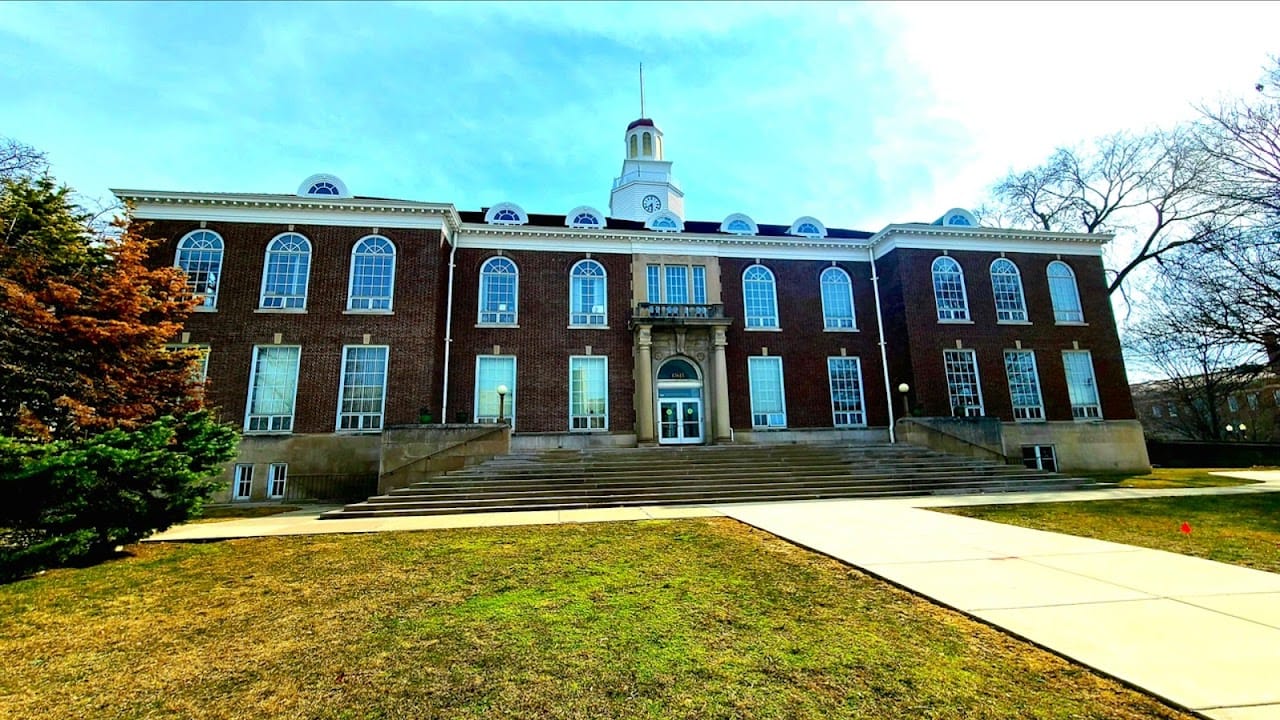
[475,355,516,426]
[1003,350,1045,421]
[337,346,388,431]
[1247,393,1259,410]
[748,356,787,428]
[246,346,301,433]
[827,357,866,427]
[267,463,287,499]
[1168,404,1178,417]
[1152,405,1163,418]
[943,349,984,417]
[665,266,689,304]
[1062,350,1102,420]
[1021,445,1057,472]
[167,344,210,382]
[646,265,660,303]
[569,356,608,431]
[1228,395,1240,413]
[232,464,253,501]
[1274,389,1280,406]
[692,266,707,305]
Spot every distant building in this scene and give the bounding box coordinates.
[116,112,1148,501]
[1131,371,1280,442]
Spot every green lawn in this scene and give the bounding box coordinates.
[941,492,1280,573]
[0,519,1190,719]
[192,504,304,523]
[1093,467,1260,489]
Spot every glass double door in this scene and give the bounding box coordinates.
[658,397,703,444]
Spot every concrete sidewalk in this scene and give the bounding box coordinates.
[720,477,1280,720]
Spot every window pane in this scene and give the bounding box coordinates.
[748,356,786,427]
[479,258,518,324]
[1063,350,1101,419]
[176,230,223,309]
[1048,261,1083,323]
[692,266,707,305]
[827,357,865,426]
[261,234,311,309]
[569,356,608,430]
[1004,350,1044,421]
[339,346,388,431]
[943,349,984,416]
[349,236,395,311]
[743,265,778,328]
[247,346,300,432]
[665,266,689,304]
[821,267,855,329]
[646,265,660,303]
[932,257,968,321]
[990,259,1027,322]
[475,356,516,424]
[570,260,607,325]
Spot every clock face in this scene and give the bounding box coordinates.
[642,194,662,213]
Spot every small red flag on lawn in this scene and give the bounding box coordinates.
[1180,522,1192,535]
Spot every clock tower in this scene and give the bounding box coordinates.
[609,117,685,222]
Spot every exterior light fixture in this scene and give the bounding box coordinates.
[496,384,509,424]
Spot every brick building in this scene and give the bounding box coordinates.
[116,114,1148,501]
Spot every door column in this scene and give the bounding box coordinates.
[636,324,655,443]
[712,326,731,442]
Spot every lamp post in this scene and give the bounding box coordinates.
[897,383,910,418]
[1226,424,1234,441]
[496,384,508,424]
[1239,422,1248,441]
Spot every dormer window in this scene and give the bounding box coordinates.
[937,208,979,227]
[720,213,757,236]
[566,206,606,229]
[645,210,683,233]
[787,216,827,238]
[484,202,528,226]
[296,173,350,198]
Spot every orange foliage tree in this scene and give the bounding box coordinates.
[0,176,204,441]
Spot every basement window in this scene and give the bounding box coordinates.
[1021,445,1057,472]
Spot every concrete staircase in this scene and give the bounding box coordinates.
[322,442,1095,519]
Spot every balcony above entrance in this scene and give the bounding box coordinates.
[632,303,730,326]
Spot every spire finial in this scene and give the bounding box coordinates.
[639,62,645,118]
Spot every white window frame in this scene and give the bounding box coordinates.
[174,229,223,310]
[336,345,389,432]
[259,233,312,311]
[1021,445,1057,472]
[827,356,866,427]
[943,349,985,417]
[474,355,517,427]
[931,256,970,322]
[244,345,302,433]
[1047,261,1084,324]
[645,263,708,305]
[569,260,607,327]
[569,356,609,431]
[1003,349,1045,422]
[743,264,779,329]
[748,356,787,428]
[232,464,253,501]
[820,267,857,330]
[267,463,288,500]
[989,258,1028,323]
[1062,350,1102,420]
[478,257,519,325]
[347,235,396,312]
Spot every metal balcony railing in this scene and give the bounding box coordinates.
[633,303,725,322]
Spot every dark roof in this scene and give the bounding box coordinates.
[467,208,874,239]
[626,118,657,131]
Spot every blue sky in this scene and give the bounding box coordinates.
[3,1,1278,234]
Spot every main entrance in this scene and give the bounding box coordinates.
[656,358,703,445]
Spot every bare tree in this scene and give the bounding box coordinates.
[984,128,1240,296]
[1197,57,1280,216]
[0,138,49,180]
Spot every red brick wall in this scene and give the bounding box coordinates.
[887,248,1136,421]
[446,248,636,434]
[720,258,891,430]
[142,220,448,432]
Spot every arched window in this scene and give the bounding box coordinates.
[820,267,856,329]
[260,233,311,310]
[572,212,599,226]
[788,216,827,238]
[484,202,527,225]
[479,257,518,324]
[947,213,972,226]
[348,235,396,311]
[629,134,639,158]
[743,264,779,328]
[931,256,969,321]
[720,213,757,235]
[989,258,1027,322]
[1047,261,1084,323]
[175,229,223,309]
[565,206,606,229]
[642,132,653,156]
[493,208,520,222]
[570,259,606,326]
[307,181,340,195]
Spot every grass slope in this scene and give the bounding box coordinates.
[0,519,1191,719]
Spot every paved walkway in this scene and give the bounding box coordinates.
[148,471,1280,719]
